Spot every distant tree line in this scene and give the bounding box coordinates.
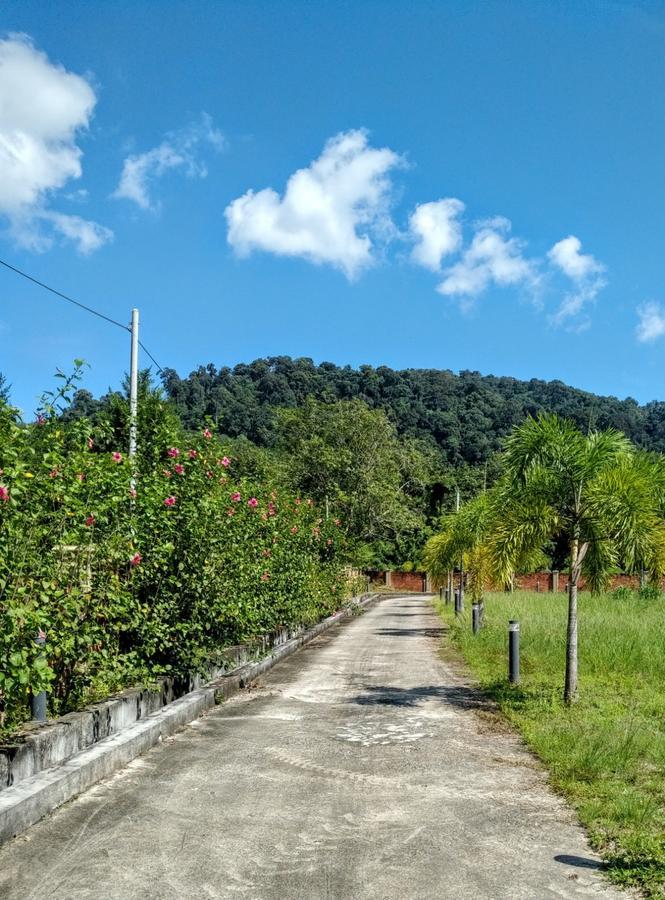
[156,357,665,464]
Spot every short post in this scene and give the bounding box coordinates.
[508,620,520,685]
[454,589,461,616]
[445,586,451,604]
[552,570,559,593]
[535,578,540,593]
[472,603,481,634]
[439,586,444,602]
[640,568,647,590]
[31,630,47,722]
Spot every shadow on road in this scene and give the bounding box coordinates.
[554,855,605,870]
[374,627,445,638]
[348,683,489,710]
[386,613,430,617]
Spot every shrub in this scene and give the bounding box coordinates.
[0,378,345,733]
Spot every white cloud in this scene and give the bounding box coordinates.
[548,235,603,281]
[0,34,112,252]
[636,301,665,343]
[409,198,464,272]
[113,115,224,211]
[547,235,605,329]
[225,129,403,279]
[41,211,113,254]
[64,188,89,203]
[436,216,539,306]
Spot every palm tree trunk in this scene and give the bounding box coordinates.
[564,537,587,705]
[564,577,578,704]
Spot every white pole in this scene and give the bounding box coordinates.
[129,308,139,462]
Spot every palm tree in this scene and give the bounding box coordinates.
[424,493,492,605]
[491,414,665,704]
[424,490,548,605]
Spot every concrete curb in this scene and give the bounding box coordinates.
[0,592,382,845]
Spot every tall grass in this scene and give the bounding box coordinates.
[439,590,665,897]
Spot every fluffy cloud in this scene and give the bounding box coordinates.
[113,115,224,211]
[0,34,112,253]
[225,129,403,279]
[548,235,605,329]
[436,217,539,305]
[409,198,464,271]
[636,301,665,343]
[548,235,603,281]
[40,211,112,254]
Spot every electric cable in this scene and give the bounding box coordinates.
[0,257,165,373]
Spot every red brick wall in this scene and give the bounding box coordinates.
[367,570,655,594]
[367,571,428,592]
[390,571,427,592]
[510,572,652,592]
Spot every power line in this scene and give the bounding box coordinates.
[0,256,164,373]
[138,340,164,374]
[0,257,129,332]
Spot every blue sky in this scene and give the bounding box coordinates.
[1,0,665,414]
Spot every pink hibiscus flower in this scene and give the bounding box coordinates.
[164,496,176,507]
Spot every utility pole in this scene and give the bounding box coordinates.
[129,308,139,473]
[456,487,464,612]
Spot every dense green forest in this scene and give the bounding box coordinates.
[65,357,665,459]
[40,357,665,568]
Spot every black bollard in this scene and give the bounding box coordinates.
[445,587,451,604]
[472,603,480,634]
[508,620,520,684]
[31,630,47,722]
[454,589,461,616]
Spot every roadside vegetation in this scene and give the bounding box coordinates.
[426,413,665,896]
[0,364,347,735]
[439,590,665,897]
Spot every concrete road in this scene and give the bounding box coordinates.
[0,595,625,900]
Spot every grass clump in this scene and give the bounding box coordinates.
[439,589,665,897]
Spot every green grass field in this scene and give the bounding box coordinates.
[438,590,665,897]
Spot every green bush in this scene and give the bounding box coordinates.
[0,378,345,733]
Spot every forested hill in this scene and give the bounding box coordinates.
[160,357,665,465]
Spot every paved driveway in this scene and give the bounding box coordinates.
[0,595,625,899]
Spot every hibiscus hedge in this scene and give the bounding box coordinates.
[0,387,347,734]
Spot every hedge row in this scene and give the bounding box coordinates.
[0,400,346,733]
